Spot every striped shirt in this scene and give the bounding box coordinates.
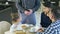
[41,20,60,34]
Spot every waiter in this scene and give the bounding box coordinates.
[15,0,40,25]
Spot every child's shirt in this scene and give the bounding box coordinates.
[10,22,22,32]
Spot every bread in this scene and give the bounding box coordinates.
[21,25,27,29]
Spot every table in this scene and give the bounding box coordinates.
[5,31,14,34]
[5,25,42,34]
[5,31,37,34]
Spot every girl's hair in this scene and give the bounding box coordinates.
[12,13,19,22]
[12,15,19,22]
[43,1,51,8]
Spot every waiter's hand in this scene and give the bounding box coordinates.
[24,9,33,15]
[28,9,33,15]
[24,10,30,15]
[28,9,33,14]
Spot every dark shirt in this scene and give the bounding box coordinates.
[41,12,52,28]
[15,0,40,13]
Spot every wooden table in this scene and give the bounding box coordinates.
[5,25,40,34]
[5,31,37,34]
[5,31,14,34]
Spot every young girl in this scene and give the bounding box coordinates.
[40,2,52,28]
[10,13,22,32]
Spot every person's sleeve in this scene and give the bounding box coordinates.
[32,0,40,13]
[15,0,25,13]
[41,26,55,34]
[10,24,17,32]
[10,25,15,32]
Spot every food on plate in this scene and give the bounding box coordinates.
[21,24,27,29]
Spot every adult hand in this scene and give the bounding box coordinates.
[28,9,33,15]
[24,9,33,15]
[24,10,30,16]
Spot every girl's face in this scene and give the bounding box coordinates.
[47,11,54,20]
[17,18,21,22]
[43,7,50,13]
